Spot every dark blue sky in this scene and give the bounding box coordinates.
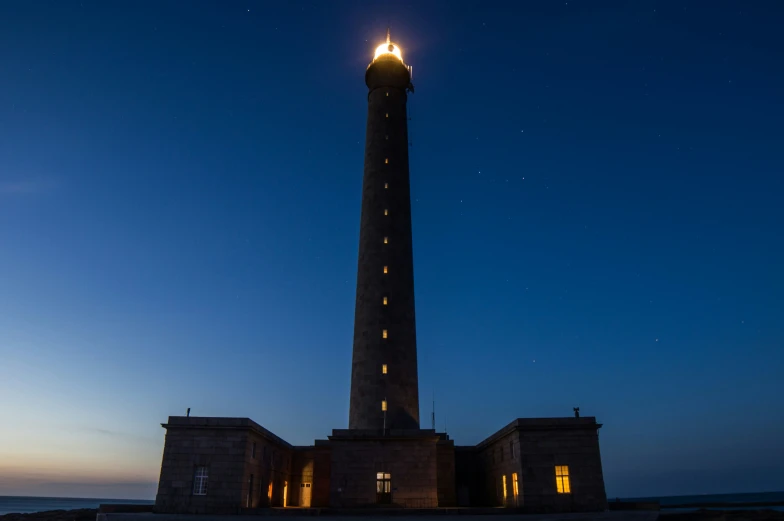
[1,0,783,499]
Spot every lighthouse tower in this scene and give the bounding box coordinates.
[349,31,419,431]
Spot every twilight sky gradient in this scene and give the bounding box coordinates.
[1,0,783,500]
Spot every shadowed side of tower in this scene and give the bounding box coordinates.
[349,38,419,431]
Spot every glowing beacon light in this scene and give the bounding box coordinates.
[373,28,404,63]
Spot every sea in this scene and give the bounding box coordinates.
[0,492,783,515]
[0,497,154,516]
[618,491,784,512]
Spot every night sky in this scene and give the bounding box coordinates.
[1,0,783,500]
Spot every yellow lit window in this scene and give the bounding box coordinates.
[502,475,507,502]
[382,329,388,339]
[383,266,388,274]
[555,466,571,494]
[382,364,388,374]
[384,182,389,189]
[512,473,519,502]
[381,400,387,411]
[383,296,388,305]
[384,209,388,216]
[385,113,389,118]
[386,92,389,97]
[385,158,389,164]
[383,237,388,244]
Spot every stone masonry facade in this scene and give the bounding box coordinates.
[154,415,606,514]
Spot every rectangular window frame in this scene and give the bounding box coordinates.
[555,465,571,494]
[193,466,208,496]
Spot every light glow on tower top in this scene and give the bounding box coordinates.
[372,28,404,63]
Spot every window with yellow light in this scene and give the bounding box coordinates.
[555,466,571,494]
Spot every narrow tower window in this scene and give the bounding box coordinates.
[384,209,388,216]
[385,135,388,140]
[384,182,389,189]
[383,296,388,305]
[385,158,388,164]
[382,329,388,339]
[386,91,389,96]
[382,364,388,374]
[385,113,389,118]
[383,237,388,244]
[381,400,387,411]
[383,266,388,274]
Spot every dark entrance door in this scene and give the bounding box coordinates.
[376,472,391,504]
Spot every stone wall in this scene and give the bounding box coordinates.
[350,55,420,431]
[328,430,438,507]
[290,444,331,507]
[472,417,607,513]
[154,417,292,514]
[476,431,523,507]
[436,439,456,507]
[516,419,607,513]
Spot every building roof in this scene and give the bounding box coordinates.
[161,416,292,448]
[474,417,602,450]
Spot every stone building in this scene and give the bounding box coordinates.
[154,32,608,514]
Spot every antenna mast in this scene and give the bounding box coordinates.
[431,391,435,430]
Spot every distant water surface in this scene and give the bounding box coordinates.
[620,491,784,511]
[0,496,153,516]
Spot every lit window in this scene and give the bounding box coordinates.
[382,329,388,339]
[383,237,388,244]
[383,296,388,305]
[385,113,389,118]
[512,473,519,503]
[555,466,571,494]
[268,480,273,501]
[376,472,391,493]
[383,266,388,274]
[385,158,389,164]
[382,364,388,374]
[193,466,208,495]
[384,209,388,216]
[502,475,507,503]
[386,92,389,97]
[381,400,387,411]
[384,182,389,189]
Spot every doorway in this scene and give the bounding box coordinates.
[376,472,391,504]
[299,483,312,507]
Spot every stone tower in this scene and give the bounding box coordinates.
[349,32,419,430]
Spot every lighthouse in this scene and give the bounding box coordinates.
[349,31,419,431]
